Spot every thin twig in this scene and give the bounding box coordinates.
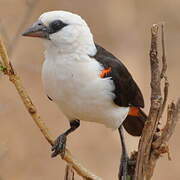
[159,23,169,117]
[160,23,167,79]
[0,38,103,180]
[149,99,180,174]
[64,164,75,180]
[153,99,180,149]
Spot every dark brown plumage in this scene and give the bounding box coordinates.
[90,44,147,136]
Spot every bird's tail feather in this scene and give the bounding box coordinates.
[123,108,147,136]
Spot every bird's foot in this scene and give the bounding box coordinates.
[51,133,67,158]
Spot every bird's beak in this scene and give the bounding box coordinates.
[22,20,49,39]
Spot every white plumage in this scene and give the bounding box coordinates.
[39,11,129,129]
[22,11,146,177]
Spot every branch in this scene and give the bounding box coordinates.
[134,24,180,180]
[152,99,180,153]
[134,24,162,180]
[0,38,103,180]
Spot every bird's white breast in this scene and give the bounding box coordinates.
[42,52,129,129]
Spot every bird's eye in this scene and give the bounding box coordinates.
[49,20,67,34]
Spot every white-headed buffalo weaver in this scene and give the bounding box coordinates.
[22,11,147,179]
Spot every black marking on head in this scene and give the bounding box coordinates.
[48,20,68,34]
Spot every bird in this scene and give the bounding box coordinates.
[22,10,147,180]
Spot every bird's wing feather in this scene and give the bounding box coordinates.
[92,44,144,108]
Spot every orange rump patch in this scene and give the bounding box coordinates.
[128,107,139,116]
[100,67,112,78]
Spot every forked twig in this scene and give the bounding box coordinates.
[134,24,180,180]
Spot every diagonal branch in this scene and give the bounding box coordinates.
[0,38,103,180]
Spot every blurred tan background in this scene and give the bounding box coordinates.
[0,0,180,179]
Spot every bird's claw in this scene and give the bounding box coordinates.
[51,134,67,158]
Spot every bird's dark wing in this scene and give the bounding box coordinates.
[91,44,144,108]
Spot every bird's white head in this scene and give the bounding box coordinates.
[22,11,96,55]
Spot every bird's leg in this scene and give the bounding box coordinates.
[118,125,129,180]
[51,120,80,158]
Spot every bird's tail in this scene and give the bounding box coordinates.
[123,107,147,136]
